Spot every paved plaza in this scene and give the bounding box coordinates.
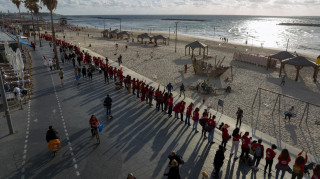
[0,42,318,179]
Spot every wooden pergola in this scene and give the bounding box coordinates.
[153,35,168,45]
[279,56,319,82]
[118,31,132,40]
[101,29,110,38]
[137,33,152,44]
[185,41,208,59]
[268,51,295,70]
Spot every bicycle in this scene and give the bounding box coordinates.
[92,127,100,144]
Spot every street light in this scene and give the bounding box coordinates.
[175,22,179,53]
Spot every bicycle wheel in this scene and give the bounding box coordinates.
[95,129,100,144]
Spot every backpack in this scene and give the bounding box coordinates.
[254,145,262,157]
[293,164,301,174]
[199,118,205,126]
[205,123,213,132]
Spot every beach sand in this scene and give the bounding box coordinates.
[55,27,320,158]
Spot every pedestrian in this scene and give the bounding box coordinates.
[163,92,169,112]
[184,64,188,73]
[168,151,184,166]
[240,132,250,163]
[77,55,82,66]
[118,54,122,66]
[275,149,291,179]
[251,139,264,171]
[185,103,194,126]
[213,145,225,178]
[72,57,76,67]
[105,57,109,64]
[127,173,136,179]
[221,124,230,148]
[167,83,173,94]
[82,66,87,79]
[200,109,209,139]
[104,94,113,118]
[164,159,180,179]
[179,101,185,122]
[230,128,242,159]
[48,58,53,71]
[167,93,173,117]
[192,107,200,132]
[264,144,277,176]
[312,164,320,179]
[179,83,185,98]
[236,107,243,127]
[132,78,136,95]
[136,80,141,98]
[292,149,308,179]
[148,87,154,106]
[74,67,81,85]
[173,101,181,119]
[280,75,286,86]
[207,114,216,144]
[58,68,64,86]
[103,67,109,84]
[87,67,93,80]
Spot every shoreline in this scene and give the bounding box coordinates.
[69,24,319,59]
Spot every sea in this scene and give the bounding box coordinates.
[53,15,320,57]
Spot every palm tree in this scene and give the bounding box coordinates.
[33,3,42,47]
[11,0,22,19]
[11,0,22,36]
[24,0,38,44]
[41,0,59,69]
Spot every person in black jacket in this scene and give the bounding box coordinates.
[104,94,113,118]
[213,145,225,178]
[168,151,184,166]
[46,126,59,143]
[164,159,180,179]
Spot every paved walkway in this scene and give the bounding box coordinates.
[0,40,318,179]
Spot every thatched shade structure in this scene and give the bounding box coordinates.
[153,35,168,45]
[118,31,132,40]
[185,41,208,59]
[279,56,319,81]
[101,29,110,38]
[137,33,152,44]
[109,29,119,38]
[267,51,296,70]
[270,51,295,61]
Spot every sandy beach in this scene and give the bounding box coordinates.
[54,27,320,159]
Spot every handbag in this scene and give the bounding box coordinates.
[98,124,104,132]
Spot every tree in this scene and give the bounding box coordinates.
[33,3,42,47]
[24,0,38,44]
[11,0,22,19]
[41,0,59,70]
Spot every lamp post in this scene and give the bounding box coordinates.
[175,22,179,53]
[0,70,14,134]
[119,18,121,31]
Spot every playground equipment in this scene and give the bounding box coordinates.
[252,88,320,126]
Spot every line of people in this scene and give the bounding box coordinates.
[41,33,320,179]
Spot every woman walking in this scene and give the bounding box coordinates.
[230,128,242,159]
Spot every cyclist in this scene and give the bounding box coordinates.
[46,125,59,142]
[89,115,100,136]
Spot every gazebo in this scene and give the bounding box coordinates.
[118,31,132,40]
[268,51,296,70]
[137,33,152,44]
[109,29,119,39]
[153,35,168,45]
[101,29,110,38]
[279,56,319,81]
[185,41,208,59]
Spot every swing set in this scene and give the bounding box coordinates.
[252,88,320,126]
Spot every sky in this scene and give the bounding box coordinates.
[1,0,320,16]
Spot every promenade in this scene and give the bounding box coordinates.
[0,40,318,179]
